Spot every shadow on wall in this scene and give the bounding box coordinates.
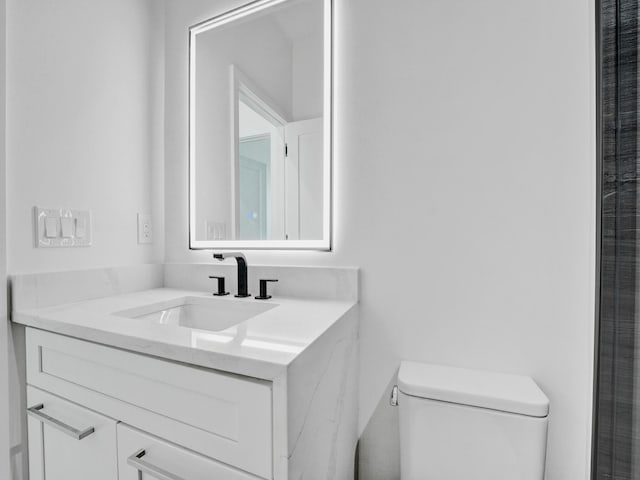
[357,372,400,480]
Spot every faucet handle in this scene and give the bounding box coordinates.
[209,276,230,296]
[255,279,278,300]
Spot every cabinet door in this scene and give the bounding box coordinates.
[117,423,263,480]
[27,386,118,480]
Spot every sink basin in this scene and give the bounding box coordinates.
[115,296,277,332]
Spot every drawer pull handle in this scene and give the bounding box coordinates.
[26,403,95,440]
[128,449,187,480]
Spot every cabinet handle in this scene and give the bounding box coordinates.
[127,449,187,480]
[26,403,95,440]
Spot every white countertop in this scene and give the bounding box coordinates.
[12,288,357,380]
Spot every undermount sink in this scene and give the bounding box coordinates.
[115,296,278,332]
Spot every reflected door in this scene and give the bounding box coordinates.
[239,136,270,240]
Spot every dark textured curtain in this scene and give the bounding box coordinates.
[595,0,640,478]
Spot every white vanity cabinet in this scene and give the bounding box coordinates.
[25,328,271,479]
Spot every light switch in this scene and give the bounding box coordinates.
[75,218,86,238]
[60,217,74,238]
[44,217,58,238]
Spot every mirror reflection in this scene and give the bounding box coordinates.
[190,0,329,248]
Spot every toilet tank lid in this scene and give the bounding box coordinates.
[397,362,549,417]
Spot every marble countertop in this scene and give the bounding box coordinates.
[12,288,357,380]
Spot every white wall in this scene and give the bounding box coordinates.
[0,0,8,477]
[292,34,323,120]
[166,0,596,478]
[6,0,165,275]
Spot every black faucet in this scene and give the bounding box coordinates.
[213,252,250,298]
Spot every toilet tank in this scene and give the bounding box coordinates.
[397,362,549,480]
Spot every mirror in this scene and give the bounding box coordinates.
[189,0,332,250]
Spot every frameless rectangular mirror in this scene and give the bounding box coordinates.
[189,0,332,250]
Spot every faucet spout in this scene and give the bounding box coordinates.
[213,253,250,298]
[214,252,244,261]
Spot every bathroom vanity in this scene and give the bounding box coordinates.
[11,264,358,480]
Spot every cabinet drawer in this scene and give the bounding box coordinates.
[117,423,262,480]
[27,386,118,480]
[26,328,272,479]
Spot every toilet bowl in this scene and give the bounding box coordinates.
[397,362,549,480]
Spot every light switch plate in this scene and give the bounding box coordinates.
[44,217,59,238]
[137,213,152,244]
[35,207,92,248]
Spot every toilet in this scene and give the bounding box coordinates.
[397,361,549,480]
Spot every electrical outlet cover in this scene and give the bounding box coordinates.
[137,213,153,244]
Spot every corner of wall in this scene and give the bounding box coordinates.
[0,0,12,477]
